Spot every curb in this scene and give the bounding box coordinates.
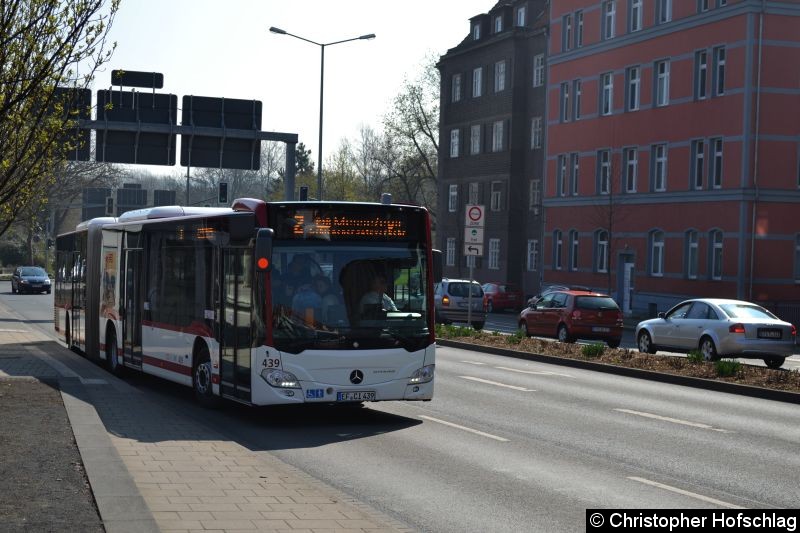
[437,338,800,405]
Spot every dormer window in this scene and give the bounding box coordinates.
[473,24,481,40]
[494,16,503,33]
[517,6,527,26]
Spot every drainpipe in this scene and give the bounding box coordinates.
[748,1,765,301]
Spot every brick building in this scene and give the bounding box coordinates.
[544,0,800,318]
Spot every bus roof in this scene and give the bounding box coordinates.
[117,205,232,222]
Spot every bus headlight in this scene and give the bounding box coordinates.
[261,369,301,388]
[408,364,435,384]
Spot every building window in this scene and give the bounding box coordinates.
[627,66,640,111]
[695,50,708,100]
[596,230,609,273]
[598,150,611,194]
[450,129,459,158]
[469,182,479,204]
[691,140,705,189]
[713,46,726,96]
[710,230,723,280]
[711,138,723,188]
[448,184,457,212]
[446,238,455,266]
[557,155,567,196]
[650,230,665,276]
[527,239,539,271]
[494,60,506,92]
[656,0,672,23]
[490,181,502,211]
[470,124,481,155]
[494,15,503,33]
[492,121,504,152]
[718,0,727,6]
[529,179,540,210]
[630,0,643,32]
[569,230,579,271]
[562,14,573,51]
[533,54,545,87]
[473,24,481,40]
[794,235,800,282]
[488,238,500,269]
[651,144,668,191]
[601,72,614,116]
[573,79,582,120]
[624,147,638,193]
[451,74,461,103]
[575,11,584,47]
[560,82,571,122]
[686,230,698,279]
[603,1,616,40]
[531,117,543,149]
[554,230,563,270]
[698,0,710,12]
[655,60,670,107]
[570,153,580,196]
[517,6,527,26]
[466,255,476,268]
[473,67,482,98]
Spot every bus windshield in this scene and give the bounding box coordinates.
[271,242,429,354]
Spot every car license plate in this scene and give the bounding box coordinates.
[758,329,782,339]
[337,391,375,402]
[592,327,610,333]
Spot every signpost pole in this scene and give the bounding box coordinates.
[468,263,473,326]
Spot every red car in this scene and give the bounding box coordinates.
[518,290,623,347]
[482,282,523,313]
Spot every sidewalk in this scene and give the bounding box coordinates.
[0,304,411,533]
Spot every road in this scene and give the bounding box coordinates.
[5,284,800,531]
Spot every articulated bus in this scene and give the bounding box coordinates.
[55,198,440,406]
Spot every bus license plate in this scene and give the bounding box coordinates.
[337,391,375,402]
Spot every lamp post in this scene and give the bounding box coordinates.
[269,26,375,200]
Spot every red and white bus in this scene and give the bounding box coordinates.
[55,198,439,406]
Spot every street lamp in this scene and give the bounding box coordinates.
[269,26,375,200]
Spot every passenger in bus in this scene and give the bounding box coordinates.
[314,275,341,322]
[359,273,397,318]
[291,280,322,325]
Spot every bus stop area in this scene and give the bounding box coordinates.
[0,301,410,533]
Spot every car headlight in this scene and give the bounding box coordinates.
[44,279,51,285]
[20,280,29,284]
[260,368,301,388]
[409,364,435,384]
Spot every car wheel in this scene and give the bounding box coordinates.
[11,283,16,294]
[637,331,657,354]
[486,300,494,314]
[518,321,530,337]
[607,339,621,349]
[699,336,720,361]
[64,314,71,348]
[557,324,574,343]
[764,357,785,369]
[45,289,51,294]
[193,344,220,408]
[106,327,124,376]
[472,321,484,331]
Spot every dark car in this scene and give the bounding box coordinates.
[481,282,523,313]
[434,278,486,330]
[11,266,51,294]
[519,289,622,347]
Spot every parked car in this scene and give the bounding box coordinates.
[518,289,622,347]
[482,282,523,313]
[635,298,797,369]
[528,284,592,305]
[434,278,485,330]
[11,266,51,294]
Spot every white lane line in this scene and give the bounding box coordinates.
[495,366,574,378]
[459,375,536,392]
[460,360,487,365]
[614,409,732,433]
[419,415,509,442]
[628,477,745,509]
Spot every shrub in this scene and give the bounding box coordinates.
[715,359,742,377]
[506,330,524,344]
[582,343,605,358]
[687,350,704,364]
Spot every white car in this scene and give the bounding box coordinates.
[635,298,797,369]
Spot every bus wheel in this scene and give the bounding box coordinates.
[106,327,123,376]
[193,344,220,408]
[64,315,71,348]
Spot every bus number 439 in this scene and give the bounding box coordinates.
[262,358,281,368]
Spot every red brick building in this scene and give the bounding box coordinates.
[544,0,800,319]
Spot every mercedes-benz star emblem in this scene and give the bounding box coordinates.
[349,370,364,384]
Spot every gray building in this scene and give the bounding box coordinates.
[437,0,549,299]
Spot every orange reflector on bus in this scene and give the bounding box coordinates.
[257,257,269,270]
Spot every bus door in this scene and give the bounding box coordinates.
[70,251,83,348]
[216,247,252,403]
[123,246,143,368]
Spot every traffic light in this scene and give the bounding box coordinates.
[218,182,228,204]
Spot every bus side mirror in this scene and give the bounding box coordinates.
[432,249,442,283]
[255,228,274,271]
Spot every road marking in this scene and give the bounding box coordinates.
[614,409,731,433]
[0,329,31,333]
[459,376,535,391]
[461,360,487,365]
[495,366,574,378]
[628,477,745,509]
[419,415,509,442]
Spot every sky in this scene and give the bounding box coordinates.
[97,0,493,174]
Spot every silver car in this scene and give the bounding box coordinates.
[434,278,485,330]
[635,298,797,368]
